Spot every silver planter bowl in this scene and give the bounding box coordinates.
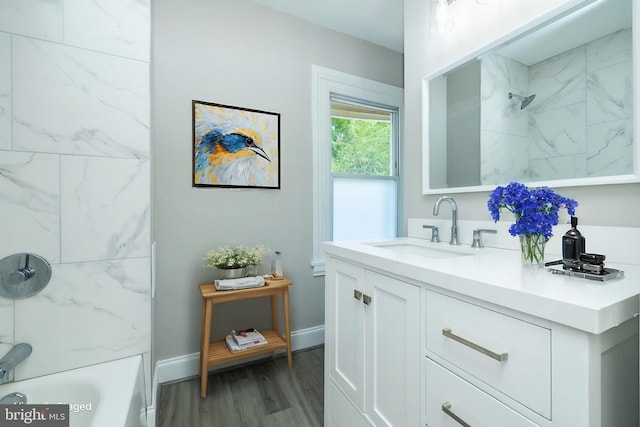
[218,267,246,279]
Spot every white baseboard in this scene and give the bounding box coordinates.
[290,324,325,351]
[147,324,324,426]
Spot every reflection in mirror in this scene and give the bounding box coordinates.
[426,0,636,192]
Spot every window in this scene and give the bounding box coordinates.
[312,66,403,275]
[331,99,398,242]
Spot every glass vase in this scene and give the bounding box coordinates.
[271,251,283,278]
[519,234,548,268]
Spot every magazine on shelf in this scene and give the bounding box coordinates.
[225,332,268,353]
[231,328,267,347]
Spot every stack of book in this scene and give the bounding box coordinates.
[225,328,268,353]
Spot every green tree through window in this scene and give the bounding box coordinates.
[331,117,392,176]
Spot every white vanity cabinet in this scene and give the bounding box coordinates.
[323,240,640,427]
[423,289,639,427]
[324,257,421,427]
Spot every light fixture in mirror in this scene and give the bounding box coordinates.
[432,0,455,34]
[431,0,494,34]
[423,0,639,193]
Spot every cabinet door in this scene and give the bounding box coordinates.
[364,270,421,427]
[327,380,370,427]
[326,258,366,410]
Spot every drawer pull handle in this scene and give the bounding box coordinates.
[442,402,471,427]
[442,327,508,362]
[363,294,372,305]
[354,290,362,300]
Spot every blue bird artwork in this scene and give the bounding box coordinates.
[193,101,279,188]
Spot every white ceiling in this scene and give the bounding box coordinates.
[249,0,405,53]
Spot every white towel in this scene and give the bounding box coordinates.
[215,276,266,291]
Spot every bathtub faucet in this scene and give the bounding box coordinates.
[0,392,27,404]
[0,343,32,384]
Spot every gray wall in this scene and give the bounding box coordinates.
[152,0,403,362]
[404,0,640,228]
[446,61,481,187]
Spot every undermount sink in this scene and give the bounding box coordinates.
[366,241,475,259]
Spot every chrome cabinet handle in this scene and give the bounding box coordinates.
[354,290,362,300]
[363,294,372,305]
[442,402,471,427]
[442,327,508,362]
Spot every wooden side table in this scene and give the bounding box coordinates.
[198,278,293,397]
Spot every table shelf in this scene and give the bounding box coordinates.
[199,278,293,397]
[206,330,288,365]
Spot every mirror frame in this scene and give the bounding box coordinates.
[422,0,640,194]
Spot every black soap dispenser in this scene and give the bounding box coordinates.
[562,216,585,262]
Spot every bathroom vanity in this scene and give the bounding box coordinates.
[323,232,640,427]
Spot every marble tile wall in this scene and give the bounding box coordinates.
[480,53,530,184]
[528,44,589,179]
[0,0,151,397]
[585,29,633,177]
[529,28,632,179]
[0,32,9,150]
[480,28,632,183]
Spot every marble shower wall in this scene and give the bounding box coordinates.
[529,28,633,179]
[0,0,151,388]
[480,28,632,183]
[480,53,530,185]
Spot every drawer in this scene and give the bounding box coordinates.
[426,291,551,418]
[426,358,540,427]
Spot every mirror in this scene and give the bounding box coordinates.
[424,0,638,193]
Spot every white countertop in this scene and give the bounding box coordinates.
[323,237,640,334]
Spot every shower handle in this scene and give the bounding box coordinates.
[8,254,36,285]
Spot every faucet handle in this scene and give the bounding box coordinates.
[423,225,440,243]
[471,229,497,248]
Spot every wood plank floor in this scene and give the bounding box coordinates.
[156,346,324,427]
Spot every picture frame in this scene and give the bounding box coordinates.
[192,100,280,189]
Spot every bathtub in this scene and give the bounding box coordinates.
[0,355,146,427]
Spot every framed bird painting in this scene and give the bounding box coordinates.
[192,100,280,189]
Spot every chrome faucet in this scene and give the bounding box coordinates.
[0,343,32,384]
[433,196,460,245]
[0,392,27,404]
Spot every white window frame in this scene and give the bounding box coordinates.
[311,65,404,276]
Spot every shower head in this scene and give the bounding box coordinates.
[508,92,536,110]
